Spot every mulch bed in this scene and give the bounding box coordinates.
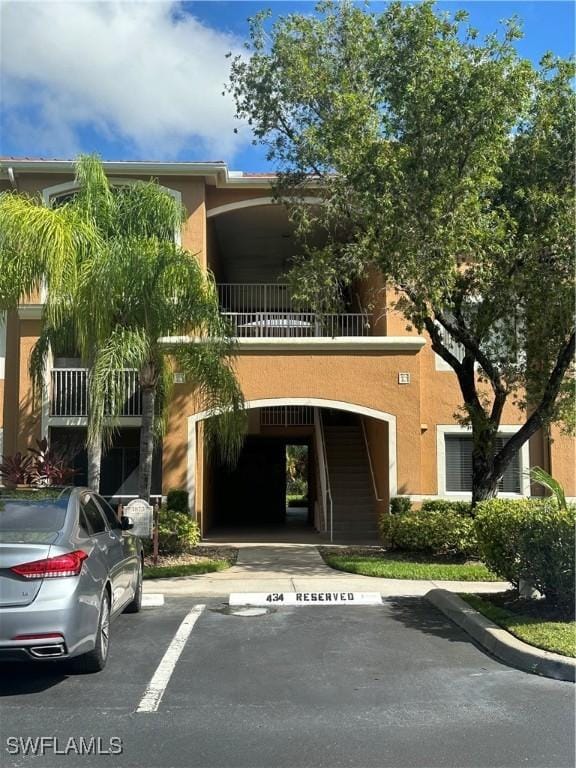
[144,546,238,569]
[484,590,575,622]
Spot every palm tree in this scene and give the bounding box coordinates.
[1,155,245,500]
[0,165,104,487]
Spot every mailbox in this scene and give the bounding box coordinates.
[124,499,154,539]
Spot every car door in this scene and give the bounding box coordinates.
[94,495,138,607]
[80,493,125,612]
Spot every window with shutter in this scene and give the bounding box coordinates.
[445,436,521,493]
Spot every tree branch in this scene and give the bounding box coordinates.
[493,330,576,477]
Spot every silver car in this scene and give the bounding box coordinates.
[0,487,143,672]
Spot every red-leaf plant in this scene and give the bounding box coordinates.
[0,452,34,486]
[0,439,77,487]
[27,439,77,486]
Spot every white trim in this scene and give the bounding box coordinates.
[40,344,53,440]
[207,196,323,218]
[187,397,398,518]
[17,305,43,320]
[159,335,426,352]
[436,424,530,498]
[435,353,455,372]
[48,416,143,428]
[42,179,183,245]
[0,311,5,380]
[1,160,283,189]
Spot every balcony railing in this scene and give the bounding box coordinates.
[218,283,372,338]
[218,283,296,313]
[50,368,142,417]
[222,312,371,338]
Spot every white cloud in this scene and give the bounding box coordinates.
[0,1,247,159]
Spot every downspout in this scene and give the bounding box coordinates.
[7,167,18,191]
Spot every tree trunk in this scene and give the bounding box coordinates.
[471,452,499,508]
[87,438,102,492]
[138,385,155,503]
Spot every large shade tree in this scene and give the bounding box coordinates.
[228,0,575,504]
[0,156,245,501]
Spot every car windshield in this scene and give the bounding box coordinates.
[0,499,69,544]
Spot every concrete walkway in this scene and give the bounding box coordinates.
[143,543,509,597]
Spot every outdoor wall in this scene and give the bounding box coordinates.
[549,425,576,497]
[16,318,42,453]
[362,416,389,516]
[206,187,272,214]
[169,349,424,498]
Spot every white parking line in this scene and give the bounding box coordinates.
[142,593,165,607]
[136,604,205,713]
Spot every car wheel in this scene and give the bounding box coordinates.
[124,558,143,614]
[70,591,111,674]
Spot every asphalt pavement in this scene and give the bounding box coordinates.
[0,596,574,768]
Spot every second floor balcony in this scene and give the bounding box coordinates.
[217,283,374,338]
[50,368,142,418]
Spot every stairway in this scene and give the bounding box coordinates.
[323,422,380,542]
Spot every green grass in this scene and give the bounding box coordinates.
[461,594,576,658]
[143,560,230,579]
[322,552,499,581]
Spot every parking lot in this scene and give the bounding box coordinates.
[1,596,574,768]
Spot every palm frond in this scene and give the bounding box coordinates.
[89,327,150,446]
[528,466,568,510]
[175,343,246,465]
[0,191,101,313]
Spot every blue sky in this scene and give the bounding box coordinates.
[1,1,573,171]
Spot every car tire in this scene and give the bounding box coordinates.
[70,591,111,674]
[124,558,143,614]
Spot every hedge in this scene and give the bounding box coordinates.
[380,508,477,557]
[474,499,575,612]
[166,489,189,514]
[144,507,200,555]
[420,499,473,517]
[389,497,412,515]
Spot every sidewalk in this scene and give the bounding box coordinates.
[143,543,509,598]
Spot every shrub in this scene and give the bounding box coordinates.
[144,507,200,555]
[475,499,575,612]
[420,499,473,517]
[166,489,189,514]
[379,509,477,557]
[0,439,76,487]
[287,497,308,507]
[389,496,412,515]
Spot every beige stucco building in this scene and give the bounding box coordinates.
[1,159,574,540]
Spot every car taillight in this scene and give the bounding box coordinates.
[10,551,88,579]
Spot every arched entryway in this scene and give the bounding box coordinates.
[187,398,396,542]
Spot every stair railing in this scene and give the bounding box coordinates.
[361,417,384,502]
[318,411,334,542]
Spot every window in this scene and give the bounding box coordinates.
[78,507,92,538]
[445,435,521,494]
[81,495,106,534]
[95,495,121,530]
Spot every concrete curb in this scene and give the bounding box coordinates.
[426,589,575,683]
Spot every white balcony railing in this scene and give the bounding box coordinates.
[218,283,372,338]
[222,312,371,338]
[50,368,142,417]
[218,283,295,313]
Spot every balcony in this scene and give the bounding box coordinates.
[50,368,142,418]
[217,283,372,338]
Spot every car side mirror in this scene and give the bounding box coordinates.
[120,516,134,531]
